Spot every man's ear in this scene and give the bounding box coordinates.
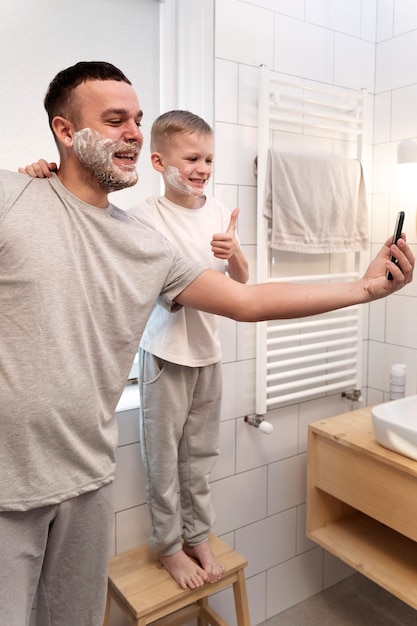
[150,151,165,173]
[51,116,74,148]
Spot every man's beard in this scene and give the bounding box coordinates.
[72,128,140,192]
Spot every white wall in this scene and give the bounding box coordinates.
[369,0,417,406]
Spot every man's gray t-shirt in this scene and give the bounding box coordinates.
[0,170,205,511]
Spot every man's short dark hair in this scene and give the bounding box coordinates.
[44,61,132,129]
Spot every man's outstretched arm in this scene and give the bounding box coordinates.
[176,236,414,322]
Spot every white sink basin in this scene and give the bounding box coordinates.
[372,395,417,460]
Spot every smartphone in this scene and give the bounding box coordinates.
[386,210,405,280]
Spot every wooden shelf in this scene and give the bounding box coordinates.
[310,510,417,609]
[307,407,417,611]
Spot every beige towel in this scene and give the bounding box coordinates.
[263,150,369,253]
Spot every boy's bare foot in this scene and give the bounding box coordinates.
[159,549,208,590]
[183,541,225,583]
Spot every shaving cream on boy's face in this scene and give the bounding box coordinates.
[164,165,208,197]
[72,128,140,192]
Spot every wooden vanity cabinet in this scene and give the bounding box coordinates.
[307,407,417,609]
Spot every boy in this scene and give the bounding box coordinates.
[129,111,249,590]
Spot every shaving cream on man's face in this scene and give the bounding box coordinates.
[72,128,140,192]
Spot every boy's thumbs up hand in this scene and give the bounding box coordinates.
[226,207,240,234]
[211,208,241,260]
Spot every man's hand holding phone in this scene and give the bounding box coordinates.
[386,211,405,280]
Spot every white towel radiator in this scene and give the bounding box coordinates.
[256,65,368,414]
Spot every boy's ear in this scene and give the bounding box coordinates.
[51,116,74,148]
[150,151,165,172]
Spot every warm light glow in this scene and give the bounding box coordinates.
[396,162,417,196]
[396,139,417,200]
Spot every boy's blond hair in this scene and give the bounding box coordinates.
[151,110,213,151]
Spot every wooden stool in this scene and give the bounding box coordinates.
[103,533,251,626]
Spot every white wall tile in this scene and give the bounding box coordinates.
[115,504,151,554]
[386,295,417,349]
[235,510,297,577]
[117,408,140,447]
[220,316,238,363]
[214,182,238,212]
[239,64,262,127]
[373,92,391,144]
[298,394,352,453]
[274,16,334,84]
[211,466,268,534]
[376,31,417,92]
[296,503,317,554]
[215,122,258,186]
[266,547,323,617]
[334,34,375,91]
[221,359,256,419]
[372,142,397,194]
[241,245,257,289]
[237,184,257,247]
[368,339,417,395]
[210,418,236,481]
[306,0,362,38]
[215,0,274,67]
[220,530,235,548]
[394,0,417,35]
[367,386,385,405]
[370,193,390,242]
[245,572,267,626]
[209,569,267,626]
[208,585,240,626]
[114,443,146,512]
[246,0,304,19]
[361,0,377,42]
[215,59,239,123]
[391,84,417,140]
[236,406,299,473]
[237,321,256,361]
[376,0,394,42]
[368,340,389,391]
[369,299,386,342]
[267,454,306,515]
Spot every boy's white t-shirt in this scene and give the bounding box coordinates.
[129,195,232,367]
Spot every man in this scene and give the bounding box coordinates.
[1,61,414,626]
